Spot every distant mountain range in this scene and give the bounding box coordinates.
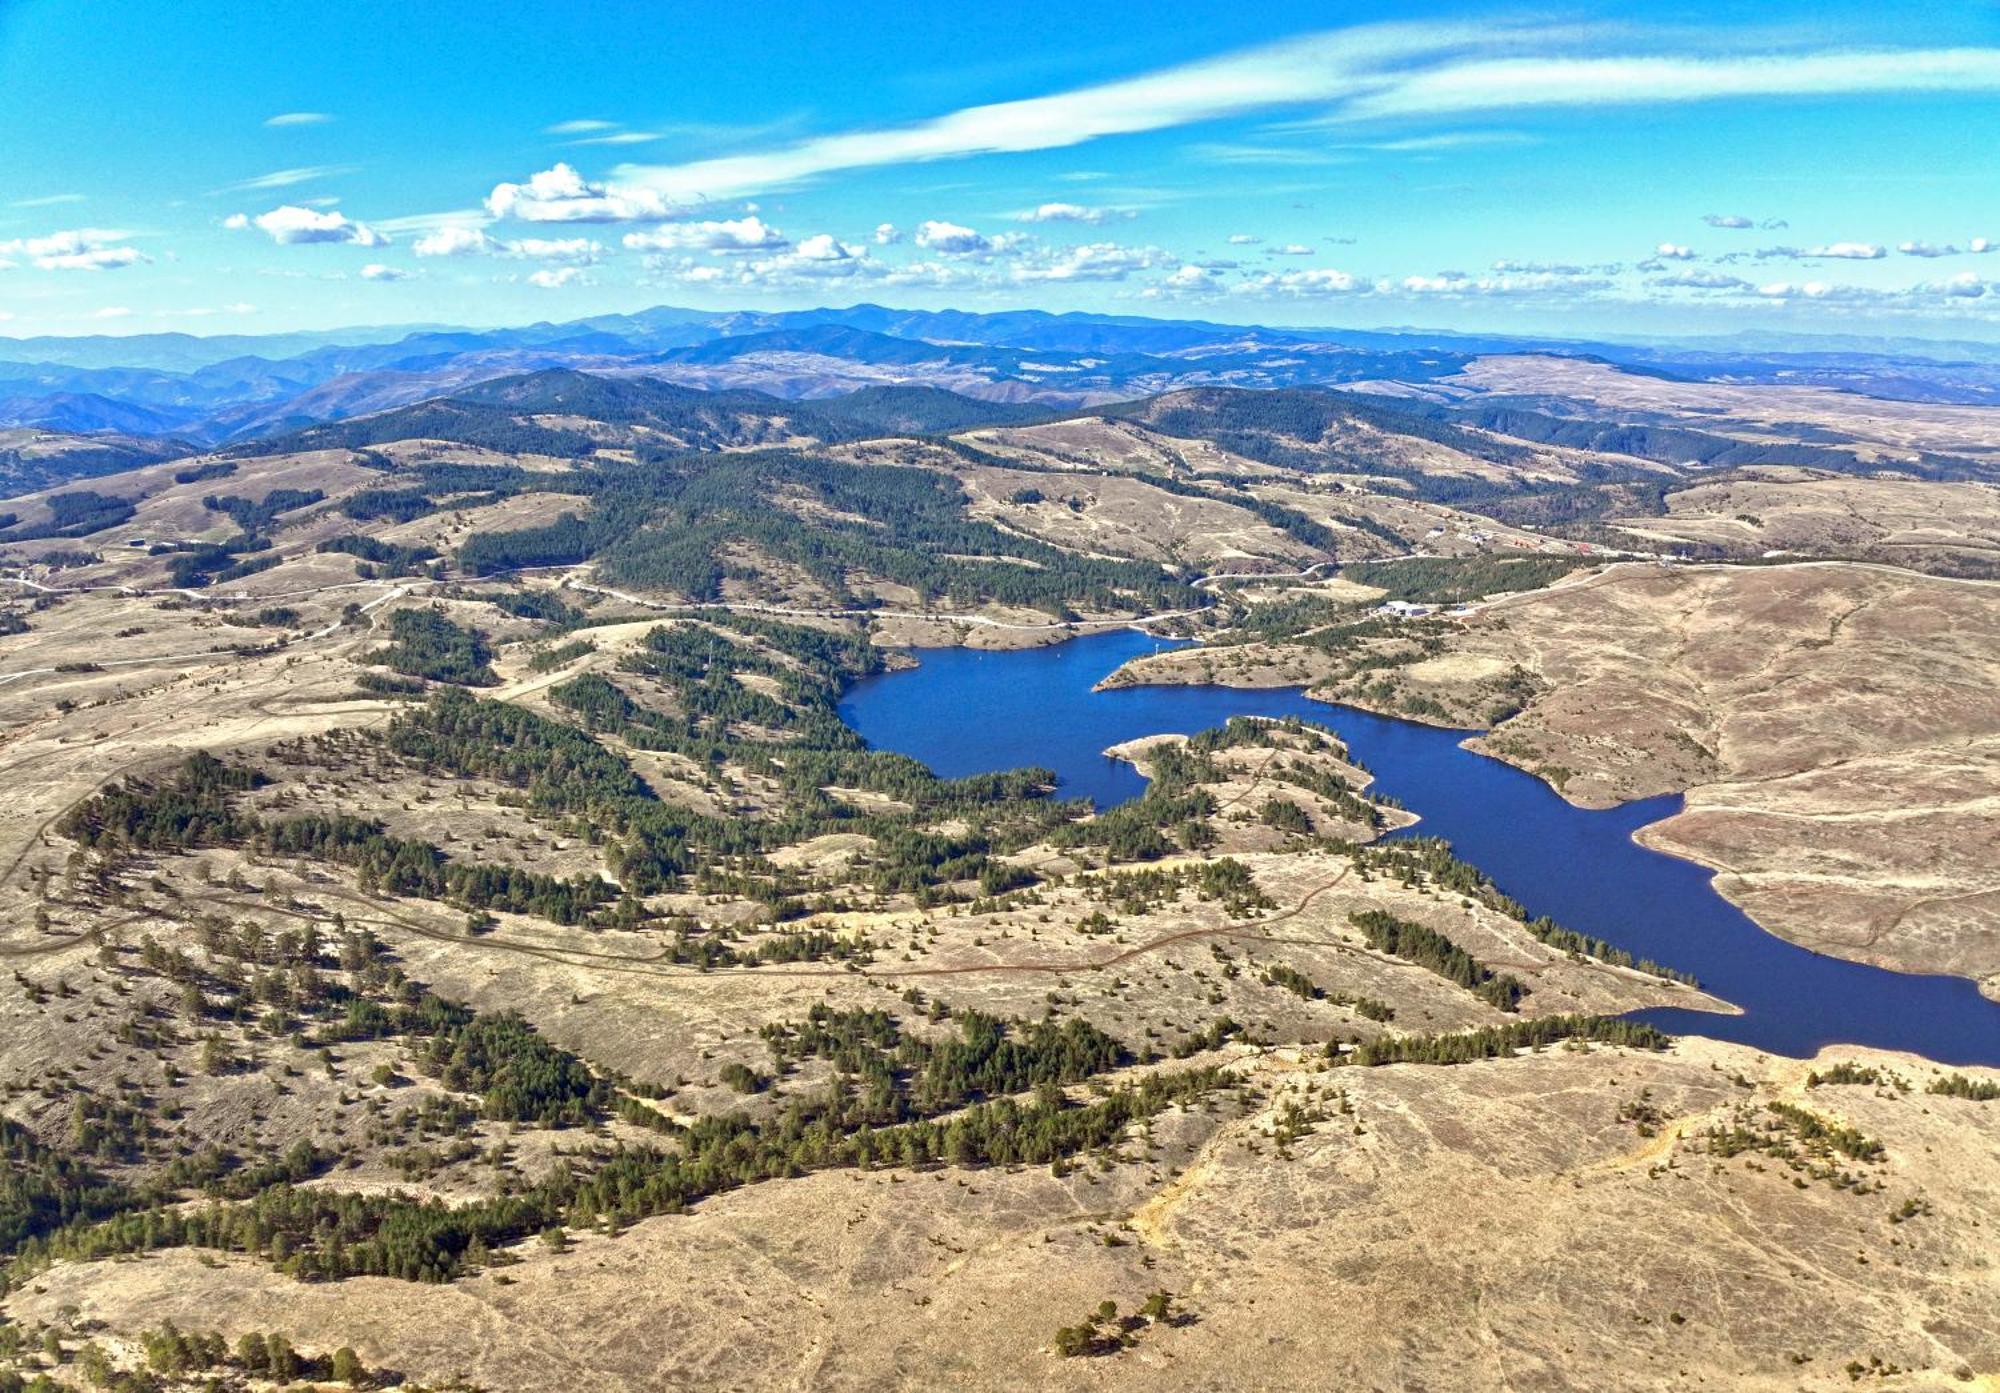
[1,304,1995,447]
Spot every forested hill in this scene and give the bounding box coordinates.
[1110,386,1534,471]
[239,372,1057,459]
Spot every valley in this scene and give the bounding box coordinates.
[0,342,1994,1391]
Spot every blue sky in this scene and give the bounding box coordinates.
[2,0,1998,341]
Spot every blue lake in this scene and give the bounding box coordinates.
[840,629,2000,1066]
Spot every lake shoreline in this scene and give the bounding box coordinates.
[843,630,2000,1065]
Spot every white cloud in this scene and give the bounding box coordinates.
[13,194,86,208]
[1391,269,1609,297]
[0,228,148,271]
[1272,243,1315,256]
[1015,202,1130,224]
[793,233,863,262]
[1932,271,1989,299]
[227,205,388,247]
[510,236,601,263]
[264,112,332,127]
[93,306,132,319]
[1166,264,1221,289]
[414,226,602,262]
[644,235,883,290]
[1399,274,1469,293]
[486,162,679,223]
[915,219,996,254]
[1898,241,1959,258]
[1702,213,1753,229]
[621,215,789,252]
[224,165,355,193]
[605,24,2000,201]
[1973,238,1997,254]
[1491,258,1589,274]
[1655,242,1695,260]
[1226,234,1263,245]
[1651,269,1753,290]
[1343,48,2000,121]
[1012,241,1166,282]
[1348,129,1533,151]
[413,226,496,257]
[360,263,410,281]
[874,222,901,245]
[572,131,662,147]
[648,235,884,290]
[1805,241,1884,260]
[527,266,585,289]
[545,119,616,134]
[611,21,1517,200]
[374,208,492,235]
[1233,267,1361,297]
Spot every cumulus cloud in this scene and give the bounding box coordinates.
[1898,240,1960,258]
[1273,243,1316,255]
[621,215,789,252]
[874,223,901,245]
[1226,234,1263,245]
[1650,269,1754,290]
[1233,267,1361,297]
[413,226,601,261]
[1390,268,1611,297]
[1014,202,1130,224]
[1974,237,1997,254]
[527,266,586,289]
[412,226,496,257]
[264,112,332,127]
[360,264,410,281]
[226,205,388,247]
[1710,241,1859,265]
[642,235,884,290]
[793,233,865,262]
[486,162,679,223]
[1701,213,1753,229]
[509,237,601,263]
[1931,271,1989,298]
[1012,241,1166,282]
[1719,272,1997,309]
[0,228,148,271]
[1655,242,1695,259]
[915,219,1002,255]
